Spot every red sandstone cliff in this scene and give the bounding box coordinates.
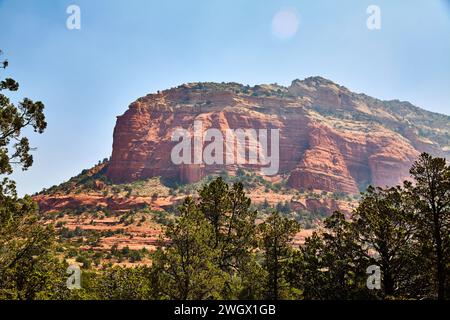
[106,78,449,194]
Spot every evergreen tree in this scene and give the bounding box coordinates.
[150,197,226,299]
[353,186,418,299]
[258,211,300,300]
[0,50,67,300]
[199,178,258,297]
[407,153,450,299]
[0,51,46,177]
[300,212,369,299]
[294,232,328,299]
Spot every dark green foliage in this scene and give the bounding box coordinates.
[297,153,450,300]
[407,153,450,299]
[150,197,226,299]
[353,186,419,298]
[199,178,257,272]
[96,267,152,300]
[150,178,260,299]
[0,50,70,300]
[275,201,291,214]
[258,212,300,300]
[298,212,370,300]
[4,154,448,300]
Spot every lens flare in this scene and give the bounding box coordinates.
[271,8,300,40]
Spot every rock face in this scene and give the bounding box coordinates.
[106,77,450,194]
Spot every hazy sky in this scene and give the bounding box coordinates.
[0,0,449,195]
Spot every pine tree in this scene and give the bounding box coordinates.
[150,197,226,299]
[199,178,258,296]
[258,211,300,300]
[353,186,417,298]
[300,212,369,299]
[407,153,450,299]
[0,50,67,300]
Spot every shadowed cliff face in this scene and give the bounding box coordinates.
[106,77,450,194]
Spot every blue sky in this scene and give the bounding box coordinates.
[0,0,449,195]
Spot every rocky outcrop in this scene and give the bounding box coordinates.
[105,78,450,194]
